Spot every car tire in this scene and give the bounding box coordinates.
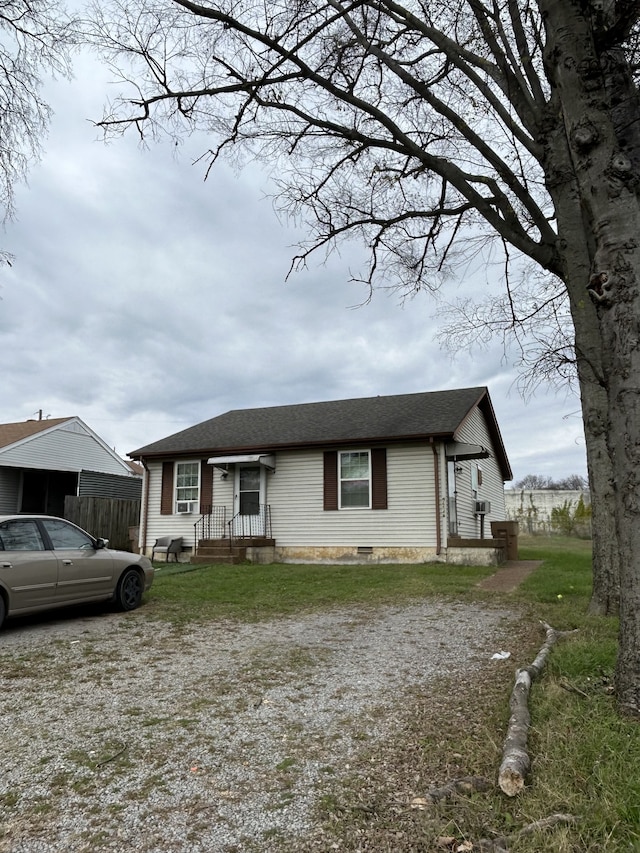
[0,596,5,630]
[115,569,144,612]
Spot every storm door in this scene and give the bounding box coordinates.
[233,464,266,537]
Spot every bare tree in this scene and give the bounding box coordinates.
[436,264,577,395]
[513,473,589,490]
[0,0,78,261]
[86,0,640,715]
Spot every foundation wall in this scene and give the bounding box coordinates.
[271,545,443,565]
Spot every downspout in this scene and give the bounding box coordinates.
[141,460,150,556]
[431,440,442,556]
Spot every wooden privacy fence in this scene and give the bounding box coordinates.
[64,496,141,552]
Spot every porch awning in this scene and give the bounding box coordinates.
[207,453,276,472]
[445,442,490,460]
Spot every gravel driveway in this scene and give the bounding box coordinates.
[1,599,517,852]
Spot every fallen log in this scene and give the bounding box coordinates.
[498,621,577,796]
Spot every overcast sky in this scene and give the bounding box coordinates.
[1,50,587,485]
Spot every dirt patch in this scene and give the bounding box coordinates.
[477,560,542,592]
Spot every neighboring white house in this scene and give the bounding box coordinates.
[0,417,142,517]
[130,387,513,565]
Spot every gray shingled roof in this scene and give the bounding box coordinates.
[131,387,511,478]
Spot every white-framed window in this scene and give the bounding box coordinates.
[175,461,200,511]
[339,450,371,508]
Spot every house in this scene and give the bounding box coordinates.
[0,416,143,516]
[130,387,513,565]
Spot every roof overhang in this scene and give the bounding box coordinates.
[445,442,491,461]
[207,453,276,472]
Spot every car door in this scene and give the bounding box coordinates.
[39,518,116,603]
[0,519,58,612]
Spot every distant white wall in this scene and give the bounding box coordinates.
[505,489,591,524]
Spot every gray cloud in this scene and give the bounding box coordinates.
[0,51,586,481]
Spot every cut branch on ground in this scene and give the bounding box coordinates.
[498,621,578,796]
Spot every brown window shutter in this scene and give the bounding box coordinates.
[371,448,388,510]
[323,451,338,510]
[160,461,174,515]
[200,460,213,514]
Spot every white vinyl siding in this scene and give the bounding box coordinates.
[0,468,20,513]
[0,421,130,475]
[144,461,235,549]
[145,462,196,548]
[452,408,507,537]
[144,447,438,550]
[269,444,437,548]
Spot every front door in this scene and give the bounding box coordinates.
[233,464,265,537]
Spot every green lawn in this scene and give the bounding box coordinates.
[145,540,640,852]
[147,559,496,622]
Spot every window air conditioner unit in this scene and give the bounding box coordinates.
[474,500,490,515]
[176,501,197,515]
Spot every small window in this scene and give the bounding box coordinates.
[339,451,371,508]
[175,461,200,508]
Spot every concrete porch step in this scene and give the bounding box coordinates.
[191,552,245,565]
[191,537,275,565]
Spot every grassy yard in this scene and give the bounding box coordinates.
[147,559,496,623]
[146,541,640,852]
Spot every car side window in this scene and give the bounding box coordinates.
[41,519,95,550]
[0,520,46,551]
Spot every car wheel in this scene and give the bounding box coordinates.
[0,596,5,630]
[115,569,144,611]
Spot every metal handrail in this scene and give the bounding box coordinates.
[194,505,227,550]
[228,504,272,545]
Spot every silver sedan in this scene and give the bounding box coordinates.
[0,515,154,628]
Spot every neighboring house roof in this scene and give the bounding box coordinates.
[132,387,512,479]
[125,459,144,477]
[0,417,72,449]
[0,416,140,476]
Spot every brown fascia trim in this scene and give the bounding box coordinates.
[453,389,513,482]
[131,432,457,462]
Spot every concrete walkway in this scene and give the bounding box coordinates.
[477,560,543,592]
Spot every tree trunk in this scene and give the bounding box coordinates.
[542,0,640,713]
[574,306,620,615]
[582,384,620,615]
[541,75,620,612]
